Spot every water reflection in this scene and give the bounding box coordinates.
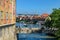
[16,22,41,28]
[17,33,57,40]
[16,22,56,40]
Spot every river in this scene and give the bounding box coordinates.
[16,22,57,40]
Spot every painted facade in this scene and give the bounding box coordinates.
[0,0,16,40]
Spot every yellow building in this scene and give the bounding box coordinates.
[0,0,16,40]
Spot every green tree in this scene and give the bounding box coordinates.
[45,8,60,40]
[45,8,60,28]
[50,8,60,28]
[16,17,20,22]
[45,16,51,27]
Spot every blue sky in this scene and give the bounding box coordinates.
[16,0,60,14]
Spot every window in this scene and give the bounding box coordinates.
[10,0,12,3]
[6,0,8,2]
[6,12,8,20]
[0,1,1,5]
[0,11,3,19]
[0,0,4,6]
[10,13,12,20]
[0,11,1,18]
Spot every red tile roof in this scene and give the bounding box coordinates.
[41,13,49,19]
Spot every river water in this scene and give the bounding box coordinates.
[16,22,57,40]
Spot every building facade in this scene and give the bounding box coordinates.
[0,0,16,40]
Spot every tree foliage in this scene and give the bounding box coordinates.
[45,16,52,27]
[50,8,60,28]
[16,17,20,22]
[45,8,60,39]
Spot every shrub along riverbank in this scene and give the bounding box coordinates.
[45,8,60,40]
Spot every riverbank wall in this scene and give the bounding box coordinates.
[16,28,41,33]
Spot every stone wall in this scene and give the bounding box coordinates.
[0,25,17,40]
[16,28,40,33]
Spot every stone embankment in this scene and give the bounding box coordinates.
[16,27,58,34]
[16,28,40,33]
